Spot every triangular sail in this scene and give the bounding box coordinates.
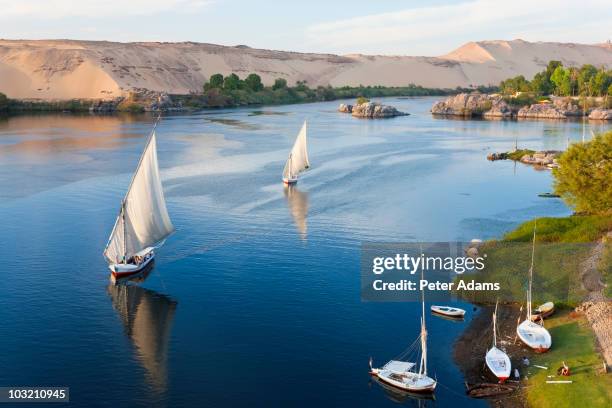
[283,121,310,179]
[104,131,174,264]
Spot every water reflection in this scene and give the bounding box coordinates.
[371,377,436,406]
[283,184,309,240]
[107,269,177,394]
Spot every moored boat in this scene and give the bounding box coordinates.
[516,221,552,352]
[370,273,437,394]
[485,302,511,382]
[282,121,310,184]
[430,305,466,318]
[103,119,175,279]
[531,301,555,321]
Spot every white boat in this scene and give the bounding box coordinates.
[370,274,437,394]
[103,120,175,279]
[430,305,465,318]
[531,301,555,321]
[282,121,310,184]
[486,302,511,382]
[516,221,552,352]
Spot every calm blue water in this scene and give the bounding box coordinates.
[0,97,608,407]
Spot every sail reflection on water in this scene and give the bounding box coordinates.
[107,277,177,393]
[283,184,309,240]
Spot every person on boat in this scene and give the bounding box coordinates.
[522,356,530,366]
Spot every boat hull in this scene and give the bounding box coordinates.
[283,177,298,185]
[430,305,465,318]
[485,347,512,383]
[370,369,436,394]
[109,250,155,278]
[516,320,551,352]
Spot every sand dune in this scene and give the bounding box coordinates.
[0,39,610,100]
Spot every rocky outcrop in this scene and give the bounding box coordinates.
[553,98,582,116]
[589,108,612,120]
[520,150,561,166]
[339,102,408,118]
[517,103,568,119]
[431,93,495,117]
[483,99,513,118]
[338,103,352,113]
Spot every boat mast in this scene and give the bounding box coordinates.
[122,201,127,264]
[528,220,537,320]
[493,301,498,347]
[420,266,427,377]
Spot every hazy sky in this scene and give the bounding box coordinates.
[1,0,610,55]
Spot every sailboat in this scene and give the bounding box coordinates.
[516,221,552,353]
[282,121,310,184]
[103,119,174,279]
[369,275,437,393]
[486,302,511,382]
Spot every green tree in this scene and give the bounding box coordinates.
[591,69,611,97]
[223,73,242,90]
[530,71,553,95]
[546,61,563,78]
[295,80,309,92]
[356,96,369,105]
[499,75,530,94]
[551,66,572,96]
[272,78,287,90]
[578,64,597,96]
[0,92,8,111]
[203,73,225,91]
[244,73,263,92]
[553,131,612,214]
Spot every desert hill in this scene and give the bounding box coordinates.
[0,39,610,100]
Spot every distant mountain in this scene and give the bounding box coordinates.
[0,39,610,100]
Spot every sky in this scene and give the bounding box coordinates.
[0,0,610,56]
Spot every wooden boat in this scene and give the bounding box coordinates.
[103,119,174,279]
[282,121,310,184]
[370,273,437,394]
[516,221,552,352]
[538,192,560,198]
[430,305,466,318]
[485,302,511,382]
[531,301,555,321]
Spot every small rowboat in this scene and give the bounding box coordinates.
[531,302,555,321]
[430,305,465,318]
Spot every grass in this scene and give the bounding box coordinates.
[525,311,611,408]
[456,215,611,306]
[503,216,612,243]
[507,149,536,161]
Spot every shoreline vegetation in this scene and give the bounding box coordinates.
[0,72,496,114]
[455,131,611,407]
[432,61,612,120]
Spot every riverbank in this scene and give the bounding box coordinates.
[454,215,612,407]
[455,306,611,407]
[0,84,490,114]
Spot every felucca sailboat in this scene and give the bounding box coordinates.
[485,301,511,382]
[369,276,437,393]
[516,221,552,352]
[103,120,174,278]
[282,121,310,184]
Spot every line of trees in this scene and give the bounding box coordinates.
[500,61,612,98]
[191,72,496,109]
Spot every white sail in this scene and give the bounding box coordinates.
[104,131,174,264]
[282,121,310,179]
